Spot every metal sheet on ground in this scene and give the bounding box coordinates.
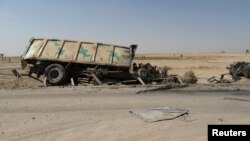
[129,107,188,122]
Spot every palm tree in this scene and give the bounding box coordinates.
[246,49,249,56]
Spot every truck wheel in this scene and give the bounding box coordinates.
[45,64,68,85]
[138,69,147,79]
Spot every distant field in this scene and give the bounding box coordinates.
[134,52,250,83]
[134,52,249,60]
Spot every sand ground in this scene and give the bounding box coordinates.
[0,53,250,141]
[0,86,249,141]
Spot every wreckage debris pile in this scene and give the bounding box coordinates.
[208,61,250,83]
[228,62,250,80]
[132,63,162,82]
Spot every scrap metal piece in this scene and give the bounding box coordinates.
[71,77,76,86]
[90,72,102,85]
[207,77,231,83]
[11,69,21,78]
[44,77,48,87]
[26,74,43,83]
[11,69,21,88]
[136,76,145,85]
[129,107,189,122]
[135,83,188,94]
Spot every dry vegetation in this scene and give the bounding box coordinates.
[181,70,198,84]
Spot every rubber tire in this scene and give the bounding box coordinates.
[45,64,68,85]
[138,69,147,78]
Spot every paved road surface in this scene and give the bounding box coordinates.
[0,87,249,141]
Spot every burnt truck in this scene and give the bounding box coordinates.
[21,38,166,85]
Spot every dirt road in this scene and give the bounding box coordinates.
[0,86,249,141]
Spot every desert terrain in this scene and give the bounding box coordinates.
[0,52,250,141]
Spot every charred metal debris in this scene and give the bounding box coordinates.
[208,61,250,83]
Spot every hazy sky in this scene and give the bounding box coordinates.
[0,0,250,56]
